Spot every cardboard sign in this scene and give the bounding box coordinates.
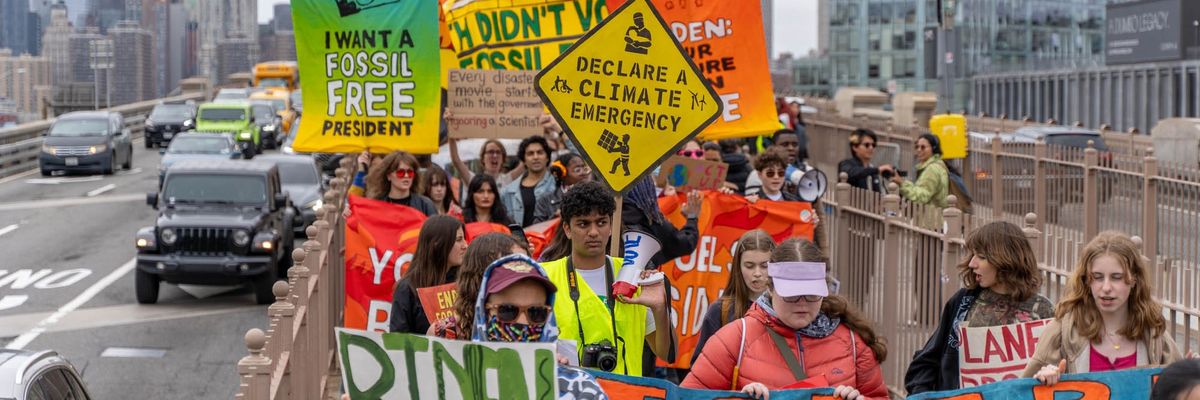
[415,283,459,327]
[441,0,609,70]
[337,329,557,400]
[908,367,1163,400]
[291,0,442,154]
[535,0,722,194]
[447,69,544,139]
[343,196,426,331]
[957,319,1052,388]
[608,0,781,139]
[655,156,728,191]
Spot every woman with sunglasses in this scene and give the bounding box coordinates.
[891,134,951,228]
[421,164,462,219]
[684,238,887,400]
[905,221,1054,394]
[690,230,776,366]
[837,129,893,193]
[1023,231,1188,386]
[463,174,514,226]
[364,151,437,217]
[389,215,468,334]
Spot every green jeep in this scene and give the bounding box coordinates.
[195,102,261,153]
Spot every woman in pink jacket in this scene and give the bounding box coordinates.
[683,239,887,400]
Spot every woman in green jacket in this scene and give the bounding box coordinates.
[891,133,950,230]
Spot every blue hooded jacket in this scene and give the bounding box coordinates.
[471,254,608,400]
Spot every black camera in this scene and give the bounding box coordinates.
[581,340,618,372]
[880,169,908,179]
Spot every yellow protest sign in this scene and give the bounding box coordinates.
[535,0,721,194]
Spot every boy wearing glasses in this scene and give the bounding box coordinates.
[542,181,677,376]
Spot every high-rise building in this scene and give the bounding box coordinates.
[196,0,257,83]
[217,37,255,82]
[1,0,35,55]
[260,4,295,62]
[0,49,52,120]
[64,0,89,27]
[42,2,73,84]
[152,0,187,96]
[87,0,125,32]
[812,0,1105,110]
[273,3,292,32]
[109,20,153,105]
[67,27,109,102]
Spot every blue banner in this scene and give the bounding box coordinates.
[908,368,1161,400]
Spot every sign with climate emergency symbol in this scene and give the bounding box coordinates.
[535,0,721,194]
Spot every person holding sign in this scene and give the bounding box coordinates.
[542,181,676,376]
[364,151,438,217]
[1023,231,1187,385]
[904,221,1055,395]
[448,138,521,189]
[389,216,468,334]
[683,238,887,399]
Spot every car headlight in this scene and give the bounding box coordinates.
[41,144,56,155]
[263,125,277,132]
[88,144,108,154]
[144,118,154,127]
[240,132,252,139]
[135,227,156,250]
[252,232,276,251]
[183,119,194,127]
[232,229,250,246]
[160,228,177,245]
[306,199,323,212]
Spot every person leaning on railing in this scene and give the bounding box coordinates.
[889,134,949,229]
[1023,231,1191,386]
[684,238,887,400]
[904,221,1055,395]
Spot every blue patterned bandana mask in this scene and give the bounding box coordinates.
[485,314,545,342]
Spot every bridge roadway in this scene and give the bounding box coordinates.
[0,136,297,399]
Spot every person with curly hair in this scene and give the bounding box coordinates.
[1024,231,1188,385]
[905,221,1055,394]
[364,151,437,216]
[540,181,676,376]
[500,136,557,227]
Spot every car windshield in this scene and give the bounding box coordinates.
[258,78,288,88]
[215,91,247,100]
[252,105,275,121]
[164,175,266,205]
[49,119,108,136]
[167,136,232,154]
[276,161,319,185]
[150,105,192,120]
[1048,134,1108,150]
[199,108,246,121]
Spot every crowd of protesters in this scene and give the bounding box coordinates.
[339,102,1198,400]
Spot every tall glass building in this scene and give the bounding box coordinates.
[817,0,1106,109]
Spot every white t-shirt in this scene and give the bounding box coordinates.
[576,266,656,334]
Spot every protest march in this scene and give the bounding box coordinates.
[277,0,1200,399]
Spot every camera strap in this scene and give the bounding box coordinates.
[566,256,622,365]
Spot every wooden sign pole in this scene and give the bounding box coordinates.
[609,194,623,258]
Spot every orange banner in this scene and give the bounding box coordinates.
[343,195,425,331]
[657,192,816,369]
[416,282,460,326]
[608,0,779,139]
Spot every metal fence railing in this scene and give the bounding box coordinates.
[809,108,1200,397]
[0,92,205,178]
[235,158,353,400]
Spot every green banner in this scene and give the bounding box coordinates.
[292,0,442,154]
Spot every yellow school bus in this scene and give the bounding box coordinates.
[253,61,298,92]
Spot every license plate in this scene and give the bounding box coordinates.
[163,132,174,139]
[65,157,78,166]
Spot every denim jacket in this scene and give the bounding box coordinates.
[500,172,557,226]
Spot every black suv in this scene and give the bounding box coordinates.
[144,100,197,148]
[135,160,295,304]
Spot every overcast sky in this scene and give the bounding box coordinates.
[258,0,819,58]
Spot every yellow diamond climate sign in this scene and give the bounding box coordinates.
[535,0,721,194]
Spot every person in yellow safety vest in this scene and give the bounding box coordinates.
[542,180,676,376]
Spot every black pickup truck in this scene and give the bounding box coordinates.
[135,160,294,304]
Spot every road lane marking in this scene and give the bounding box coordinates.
[0,193,142,212]
[25,176,105,185]
[0,224,17,237]
[0,295,28,312]
[0,168,39,185]
[0,297,261,338]
[86,183,117,197]
[5,258,136,350]
[116,167,143,176]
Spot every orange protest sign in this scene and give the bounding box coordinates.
[656,191,816,369]
[343,195,426,331]
[608,0,780,139]
[416,283,460,326]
